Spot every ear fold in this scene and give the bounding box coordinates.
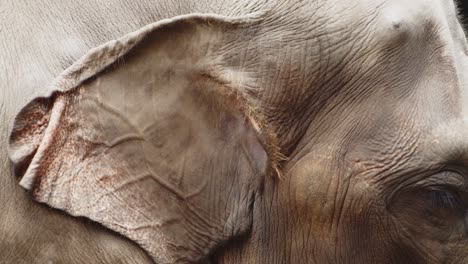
[8,15,270,263]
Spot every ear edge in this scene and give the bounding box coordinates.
[49,13,262,96]
[8,13,264,187]
[7,12,287,263]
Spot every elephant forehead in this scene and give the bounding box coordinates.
[283,0,468,196]
[355,0,453,26]
[259,0,468,156]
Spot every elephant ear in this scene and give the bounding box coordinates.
[8,14,272,263]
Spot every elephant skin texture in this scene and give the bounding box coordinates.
[2,0,468,263]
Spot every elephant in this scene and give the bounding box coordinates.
[1,0,468,263]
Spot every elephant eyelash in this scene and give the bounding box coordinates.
[427,189,464,209]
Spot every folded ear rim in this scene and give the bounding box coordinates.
[8,13,273,189]
[7,12,286,263]
[44,13,263,96]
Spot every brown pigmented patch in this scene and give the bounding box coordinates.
[9,98,53,151]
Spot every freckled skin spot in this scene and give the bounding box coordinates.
[392,21,401,30]
[378,7,415,47]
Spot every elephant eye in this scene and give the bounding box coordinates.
[416,187,467,231]
[389,184,468,240]
[425,188,464,210]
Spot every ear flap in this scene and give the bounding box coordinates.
[8,14,270,263]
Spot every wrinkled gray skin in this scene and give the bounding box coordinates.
[2,0,468,263]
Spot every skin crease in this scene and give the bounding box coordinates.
[2,0,468,264]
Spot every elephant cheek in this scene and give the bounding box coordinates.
[286,157,338,226]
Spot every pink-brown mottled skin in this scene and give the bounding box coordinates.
[2,0,468,263]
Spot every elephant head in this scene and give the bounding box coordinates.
[7,0,468,263]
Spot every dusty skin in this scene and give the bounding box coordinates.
[2,0,468,263]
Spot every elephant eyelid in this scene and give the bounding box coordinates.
[418,169,468,190]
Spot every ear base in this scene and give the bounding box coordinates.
[8,14,274,263]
